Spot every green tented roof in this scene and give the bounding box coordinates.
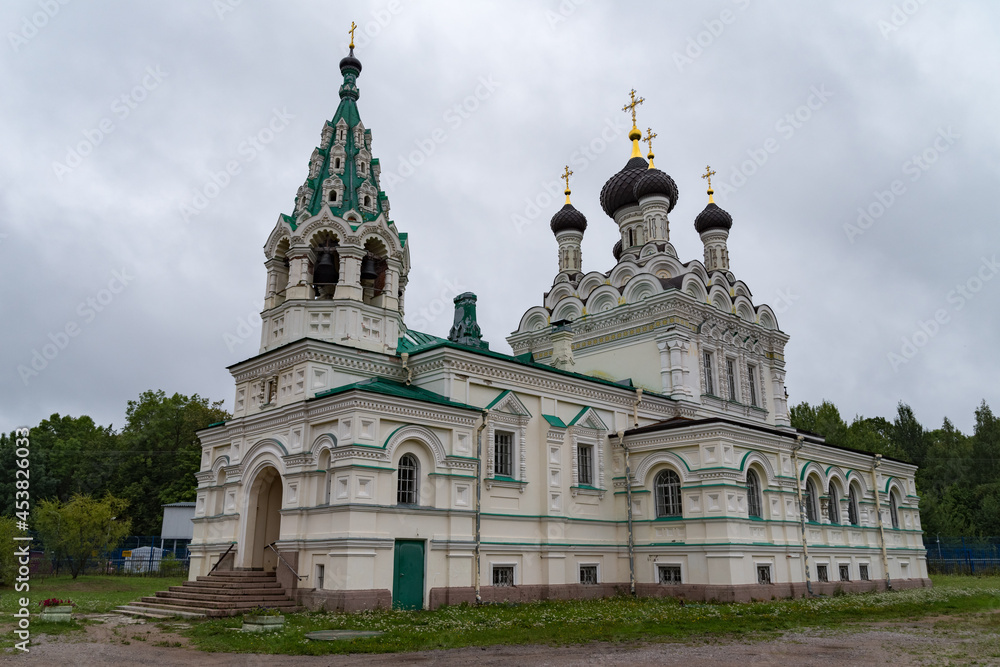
[542,414,567,428]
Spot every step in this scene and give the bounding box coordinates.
[200,572,276,580]
[140,595,297,610]
[182,581,283,591]
[116,604,208,619]
[155,591,295,605]
[165,588,291,601]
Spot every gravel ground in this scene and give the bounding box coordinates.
[4,613,997,666]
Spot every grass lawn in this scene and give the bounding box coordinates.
[181,575,1000,656]
[0,575,186,615]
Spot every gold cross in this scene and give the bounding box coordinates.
[349,21,357,49]
[702,164,716,190]
[562,165,573,192]
[642,128,657,155]
[622,88,644,127]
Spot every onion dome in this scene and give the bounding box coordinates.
[694,165,732,233]
[633,168,679,212]
[694,202,733,233]
[552,166,587,234]
[550,203,587,233]
[339,47,362,74]
[599,156,648,217]
[612,239,623,261]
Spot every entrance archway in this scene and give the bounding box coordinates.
[245,466,282,571]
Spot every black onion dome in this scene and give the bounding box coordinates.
[694,202,733,233]
[550,203,588,234]
[612,239,623,261]
[633,168,679,212]
[599,157,648,217]
[339,48,362,73]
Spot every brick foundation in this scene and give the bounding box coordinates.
[295,588,392,612]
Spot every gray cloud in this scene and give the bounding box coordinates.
[2,0,997,434]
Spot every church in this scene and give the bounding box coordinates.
[187,40,929,611]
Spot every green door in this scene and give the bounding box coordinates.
[392,540,425,610]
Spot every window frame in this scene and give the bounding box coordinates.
[848,485,860,526]
[726,358,737,401]
[493,430,514,478]
[816,564,829,583]
[828,484,840,524]
[657,564,682,585]
[746,469,763,519]
[859,563,870,581]
[396,453,419,505]
[804,478,819,523]
[839,564,851,582]
[654,469,683,518]
[703,350,715,396]
[746,363,758,407]
[579,564,599,585]
[578,443,595,486]
[491,564,516,587]
[756,564,772,585]
[889,491,900,529]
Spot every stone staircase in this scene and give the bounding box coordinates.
[116,570,299,619]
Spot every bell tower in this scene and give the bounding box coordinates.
[259,40,410,355]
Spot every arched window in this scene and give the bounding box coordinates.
[655,469,682,518]
[363,195,371,207]
[334,157,341,169]
[889,491,900,529]
[627,228,635,247]
[747,469,763,519]
[828,484,840,524]
[804,478,819,522]
[329,191,337,202]
[848,485,860,526]
[397,454,418,505]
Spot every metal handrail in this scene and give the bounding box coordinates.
[208,543,236,575]
[264,541,304,580]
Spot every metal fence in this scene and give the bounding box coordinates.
[925,537,1000,575]
[29,535,191,577]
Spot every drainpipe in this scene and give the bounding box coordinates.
[474,410,489,604]
[791,435,815,597]
[619,430,636,597]
[872,454,892,591]
[632,388,643,429]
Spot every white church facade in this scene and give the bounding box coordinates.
[187,46,929,610]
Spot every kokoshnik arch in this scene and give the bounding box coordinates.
[188,39,929,610]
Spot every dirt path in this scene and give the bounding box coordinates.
[3,614,993,666]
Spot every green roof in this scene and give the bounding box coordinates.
[312,377,481,412]
[542,414,567,428]
[395,329,669,401]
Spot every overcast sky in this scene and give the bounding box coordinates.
[2,0,997,436]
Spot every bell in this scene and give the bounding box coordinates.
[360,255,378,284]
[312,251,339,285]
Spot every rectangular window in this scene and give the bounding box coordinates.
[726,358,737,401]
[578,444,594,486]
[859,564,870,581]
[703,351,715,396]
[492,565,514,587]
[839,565,851,582]
[817,564,829,583]
[658,565,682,584]
[494,431,513,477]
[579,565,598,585]
[747,364,758,406]
[757,565,772,585]
[316,564,325,590]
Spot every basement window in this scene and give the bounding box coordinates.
[859,564,870,581]
[757,565,772,585]
[839,564,850,582]
[658,565,681,585]
[492,565,514,587]
[817,565,829,583]
[579,565,598,585]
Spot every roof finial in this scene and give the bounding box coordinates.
[348,21,357,50]
[562,165,574,205]
[643,128,657,169]
[622,89,644,159]
[702,164,717,204]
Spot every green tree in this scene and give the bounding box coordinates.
[892,403,928,467]
[111,391,229,534]
[844,416,907,460]
[34,494,132,578]
[0,515,20,586]
[28,415,117,501]
[790,400,848,446]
